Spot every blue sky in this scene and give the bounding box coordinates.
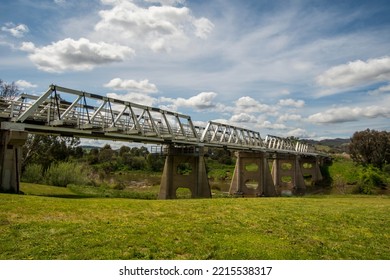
[1,0,390,145]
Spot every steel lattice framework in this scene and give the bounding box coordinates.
[0,85,315,154]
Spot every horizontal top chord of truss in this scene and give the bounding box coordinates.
[0,84,316,155]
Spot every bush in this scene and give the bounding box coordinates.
[44,162,90,187]
[357,166,387,194]
[332,174,348,194]
[22,164,44,184]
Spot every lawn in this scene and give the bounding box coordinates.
[0,183,389,260]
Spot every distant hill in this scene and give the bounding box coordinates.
[306,138,350,153]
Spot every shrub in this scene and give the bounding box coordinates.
[332,174,348,194]
[22,164,44,184]
[357,166,387,194]
[45,162,90,187]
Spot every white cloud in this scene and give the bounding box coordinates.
[104,78,158,93]
[277,113,302,123]
[308,105,390,124]
[368,84,390,96]
[316,57,390,90]
[94,0,213,52]
[15,80,37,90]
[20,38,134,73]
[235,96,275,114]
[1,22,29,38]
[229,113,258,123]
[107,92,156,107]
[144,0,185,6]
[161,91,218,110]
[278,98,305,108]
[260,121,287,130]
[286,128,313,138]
[193,17,215,39]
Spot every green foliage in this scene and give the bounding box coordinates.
[44,162,90,187]
[357,166,387,194]
[22,135,82,171]
[328,156,361,185]
[21,164,44,184]
[208,148,234,165]
[146,154,165,172]
[349,129,390,169]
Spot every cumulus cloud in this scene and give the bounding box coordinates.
[277,113,302,123]
[260,121,287,130]
[229,113,258,123]
[235,96,275,114]
[278,98,305,108]
[107,92,156,107]
[15,80,37,90]
[161,91,218,111]
[20,38,134,72]
[104,78,158,93]
[316,57,390,90]
[308,105,390,124]
[286,128,312,138]
[94,0,213,52]
[1,22,29,38]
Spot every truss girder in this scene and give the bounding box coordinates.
[0,85,317,155]
[200,121,263,148]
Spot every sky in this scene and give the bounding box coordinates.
[1,0,390,146]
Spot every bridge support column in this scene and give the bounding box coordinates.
[229,151,276,197]
[158,145,211,199]
[299,156,323,186]
[271,155,306,196]
[0,130,28,193]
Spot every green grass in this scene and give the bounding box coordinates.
[1,184,389,260]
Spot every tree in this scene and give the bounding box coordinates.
[349,129,390,169]
[0,79,20,99]
[98,144,116,162]
[22,134,81,171]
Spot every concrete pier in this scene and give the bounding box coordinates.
[271,155,306,195]
[0,130,28,193]
[229,151,276,197]
[159,145,211,199]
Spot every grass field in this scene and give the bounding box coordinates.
[1,183,389,260]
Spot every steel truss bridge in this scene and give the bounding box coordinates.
[1,85,313,153]
[0,85,327,198]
